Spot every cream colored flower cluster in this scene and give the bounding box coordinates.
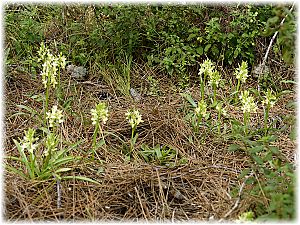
[195,99,207,118]
[38,43,66,88]
[20,128,39,154]
[262,89,277,108]
[125,109,143,129]
[46,105,64,127]
[235,61,248,83]
[239,90,258,113]
[91,102,109,125]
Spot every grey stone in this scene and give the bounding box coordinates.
[67,64,87,80]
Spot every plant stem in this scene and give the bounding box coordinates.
[44,84,50,127]
[130,127,135,153]
[201,74,206,100]
[264,106,270,135]
[217,111,221,135]
[235,79,241,103]
[244,112,249,135]
[213,85,217,104]
[56,68,62,100]
[92,122,99,159]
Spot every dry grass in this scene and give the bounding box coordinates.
[4,61,296,222]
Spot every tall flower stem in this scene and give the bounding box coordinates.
[217,110,221,135]
[125,109,143,159]
[196,114,202,134]
[213,84,217,104]
[92,122,99,154]
[264,106,270,135]
[235,80,241,103]
[90,102,109,160]
[44,84,50,124]
[243,112,249,135]
[56,68,62,100]
[262,89,276,136]
[130,126,136,153]
[200,75,206,101]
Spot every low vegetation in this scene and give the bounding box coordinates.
[4,3,296,222]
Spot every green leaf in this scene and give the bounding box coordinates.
[258,135,278,143]
[210,101,218,108]
[280,80,296,85]
[141,143,150,151]
[96,139,105,149]
[180,93,197,107]
[154,145,162,159]
[289,127,296,141]
[263,151,273,162]
[13,139,34,179]
[252,154,264,165]
[285,101,296,109]
[269,146,279,154]
[131,133,139,146]
[97,167,104,175]
[245,177,256,185]
[204,44,211,52]
[196,46,203,55]
[234,48,239,58]
[179,157,188,165]
[228,144,241,152]
[29,94,44,102]
[62,176,100,184]
[5,165,28,179]
[51,156,76,167]
[211,45,219,56]
[39,127,50,135]
[16,104,38,116]
[249,145,264,154]
[55,168,72,173]
[5,155,23,162]
[8,112,28,119]
[238,168,251,179]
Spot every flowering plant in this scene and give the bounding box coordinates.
[125,109,143,130]
[239,90,258,114]
[91,102,109,125]
[38,42,66,116]
[234,61,248,103]
[198,59,215,77]
[125,109,143,158]
[262,89,277,108]
[235,61,248,83]
[239,90,258,134]
[216,102,227,135]
[20,128,39,154]
[199,59,215,100]
[91,102,109,159]
[7,127,76,180]
[46,105,64,128]
[208,70,222,103]
[195,99,207,118]
[262,89,277,134]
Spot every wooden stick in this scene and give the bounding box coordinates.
[258,3,295,81]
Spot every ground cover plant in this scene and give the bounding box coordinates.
[3,3,296,222]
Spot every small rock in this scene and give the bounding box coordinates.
[253,63,270,78]
[130,88,141,102]
[67,64,87,80]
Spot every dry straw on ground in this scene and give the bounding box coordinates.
[4,62,296,222]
